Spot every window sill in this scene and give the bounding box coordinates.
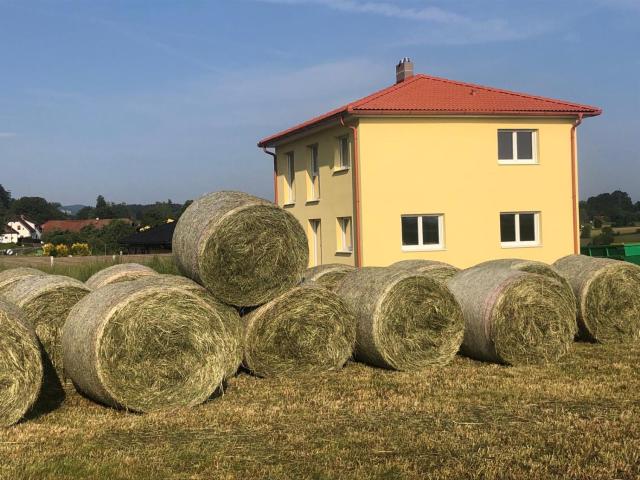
[401,245,445,252]
[282,202,295,208]
[498,160,538,165]
[335,250,353,256]
[500,242,541,249]
[305,199,320,205]
[333,166,350,174]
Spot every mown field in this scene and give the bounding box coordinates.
[0,259,639,479]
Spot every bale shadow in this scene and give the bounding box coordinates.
[23,351,65,421]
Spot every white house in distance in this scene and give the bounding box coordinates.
[4,216,42,243]
[0,225,19,244]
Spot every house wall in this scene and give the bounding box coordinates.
[357,116,577,268]
[0,233,18,244]
[274,124,356,267]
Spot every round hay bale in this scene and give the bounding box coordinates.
[553,254,640,343]
[390,259,460,282]
[85,263,158,290]
[448,264,577,365]
[0,298,43,427]
[302,264,355,291]
[336,267,464,370]
[243,284,356,377]
[473,258,576,318]
[2,275,90,379]
[62,280,242,412]
[173,191,308,306]
[129,274,243,379]
[0,268,47,294]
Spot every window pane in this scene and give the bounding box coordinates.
[340,138,349,167]
[422,216,440,245]
[500,214,516,242]
[498,131,513,160]
[401,217,419,246]
[519,213,536,241]
[311,146,318,174]
[517,131,533,160]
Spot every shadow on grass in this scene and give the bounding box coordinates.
[24,351,65,421]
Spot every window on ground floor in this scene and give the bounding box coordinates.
[500,212,540,247]
[401,214,444,251]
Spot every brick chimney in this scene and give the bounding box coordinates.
[396,57,414,83]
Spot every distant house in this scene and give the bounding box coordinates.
[119,221,176,254]
[0,225,19,244]
[41,218,132,234]
[7,215,42,242]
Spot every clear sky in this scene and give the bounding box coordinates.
[0,0,638,205]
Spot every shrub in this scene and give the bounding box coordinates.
[43,243,56,257]
[55,244,69,257]
[71,243,91,256]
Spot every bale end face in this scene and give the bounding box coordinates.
[243,285,356,377]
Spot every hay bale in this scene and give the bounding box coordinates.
[302,264,355,291]
[62,279,242,412]
[85,263,158,289]
[0,298,43,427]
[130,274,243,379]
[390,259,460,282]
[0,268,46,294]
[448,264,577,365]
[243,284,356,377]
[336,267,464,370]
[2,275,90,379]
[553,255,640,343]
[173,191,308,306]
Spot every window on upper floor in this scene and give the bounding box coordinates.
[498,130,537,164]
[336,135,350,171]
[500,212,540,247]
[285,151,295,204]
[307,144,320,201]
[401,214,444,251]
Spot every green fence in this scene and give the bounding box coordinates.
[580,242,640,265]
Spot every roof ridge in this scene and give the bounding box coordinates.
[412,74,600,111]
[348,75,423,111]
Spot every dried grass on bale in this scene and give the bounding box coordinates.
[243,284,356,377]
[554,254,640,343]
[2,275,90,379]
[448,264,577,365]
[302,264,355,291]
[173,191,308,306]
[0,268,46,294]
[474,258,576,320]
[130,274,243,379]
[0,298,43,427]
[336,267,464,370]
[62,280,242,412]
[390,259,460,282]
[85,263,158,290]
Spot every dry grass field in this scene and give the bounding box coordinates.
[0,258,638,479]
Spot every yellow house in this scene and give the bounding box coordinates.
[258,59,601,269]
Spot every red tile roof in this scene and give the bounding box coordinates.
[258,74,601,147]
[41,218,132,233]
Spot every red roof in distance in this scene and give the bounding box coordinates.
[41,218,132,233]
[258,73,602,147]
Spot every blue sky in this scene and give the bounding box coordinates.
[0,0,638,205]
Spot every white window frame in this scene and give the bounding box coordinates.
[498,129,538,165]
[335,135,350,171]
[285,152,295,204]
[309,219,321,266]
[337,217,353,253]
[307,144,320,201]
[401,214,445,252]
[500,211,541,248]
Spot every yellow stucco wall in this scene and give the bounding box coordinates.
[357,117,578,268]
[275,124,356,267]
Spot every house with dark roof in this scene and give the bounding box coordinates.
[119,221,176,254]
[258,58,601,269]
[0,225,19,244]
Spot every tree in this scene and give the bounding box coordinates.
[0,184,11,210]
[9,196,66,224]
[580,224,592,239]
[593,226,615,246]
